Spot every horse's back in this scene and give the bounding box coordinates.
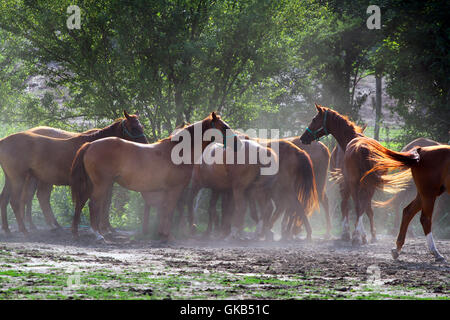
[402,137,440,152]
[27,126,75,139]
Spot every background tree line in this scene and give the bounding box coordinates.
[0,0,448,234]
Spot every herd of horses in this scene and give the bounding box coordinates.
[0,105,448,262]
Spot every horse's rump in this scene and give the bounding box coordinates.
[70,142,93,205]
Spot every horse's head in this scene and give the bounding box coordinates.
[300,103,330,144]
[120,110,148,144]
[205,111,231,136]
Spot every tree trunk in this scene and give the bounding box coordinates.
[374,74,382,140]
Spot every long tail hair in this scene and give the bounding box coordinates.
[293,147,319,217]
[70,142,93,206]
[359,139,419,193]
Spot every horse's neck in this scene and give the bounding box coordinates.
[328,118,361,151]
[72,123,119,144]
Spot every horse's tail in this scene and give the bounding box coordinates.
[329,168,344,185]
[70,142,92,206]
[359,139,419,193]
[373,193,399,208]
[294,148,319,217]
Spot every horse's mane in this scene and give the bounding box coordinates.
[319,105,363,134]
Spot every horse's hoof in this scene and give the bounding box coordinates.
[352,237,362,247]
[435,255,447,263]
[362,235,368,245]
[371,236,377,244]
[341,232,351,241]
[391,248,399,260]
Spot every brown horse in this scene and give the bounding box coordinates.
[286,138,331,238]
[70,112,231,241]
[197,138,279,240]
[374,138,442,235]
[0,111,146,235]
[300,104,380,245]
[188,133,319,242]
[247,138,318,241]
[0,126,100,233]
[360,141,449,262]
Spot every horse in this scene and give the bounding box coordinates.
[186,163,235,238]
[186,133,318,242]
[0,127,99,233]
[70,112,231,241]
[286,138,331,238]
[373,138,443,235]
[194,137,279,240]
[0,111,147,235]
[245,138,319,241]
[300,104,381,245]
[359,140,449,262]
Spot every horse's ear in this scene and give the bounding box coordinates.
[315,103,323,113]
[362,123,368,132]
[211,112,218,121]
[123,110,131,120]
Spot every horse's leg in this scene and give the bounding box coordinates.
[293,200,312,242]
[88,185,109,241]
[158,187,184,242]
[9,179,28,235]
[365,204,377,243]
[100,184,114,234]
[220,191,233,237]
[364,188,377,243]
[205,190,219,237]
[351,187,367,246]
[419,196,445,262]
[249,190,270,240]
[321,192,332,239]
[392,195,422,260]
[36,182,61,229]
[186,185,201,235]
[71,193,89,239]
[23,175,38,230]
[260,197,275,241]
[340,184,351,241]
[227,187,247,240]
[0,175,12,234]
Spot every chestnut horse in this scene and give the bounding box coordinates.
[247,138,319,241]
[187,134,319,241]
[197,138,279,240]
[0,127,98,233]
[300,104,381,245]
[286,138,331,238]
[0,111,147,235]
[70,112,231,240]
[374,138,442,235]
[360,141,449,262]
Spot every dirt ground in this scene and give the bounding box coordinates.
[0,227,448,300]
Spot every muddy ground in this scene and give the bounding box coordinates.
[0,227,448,300]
